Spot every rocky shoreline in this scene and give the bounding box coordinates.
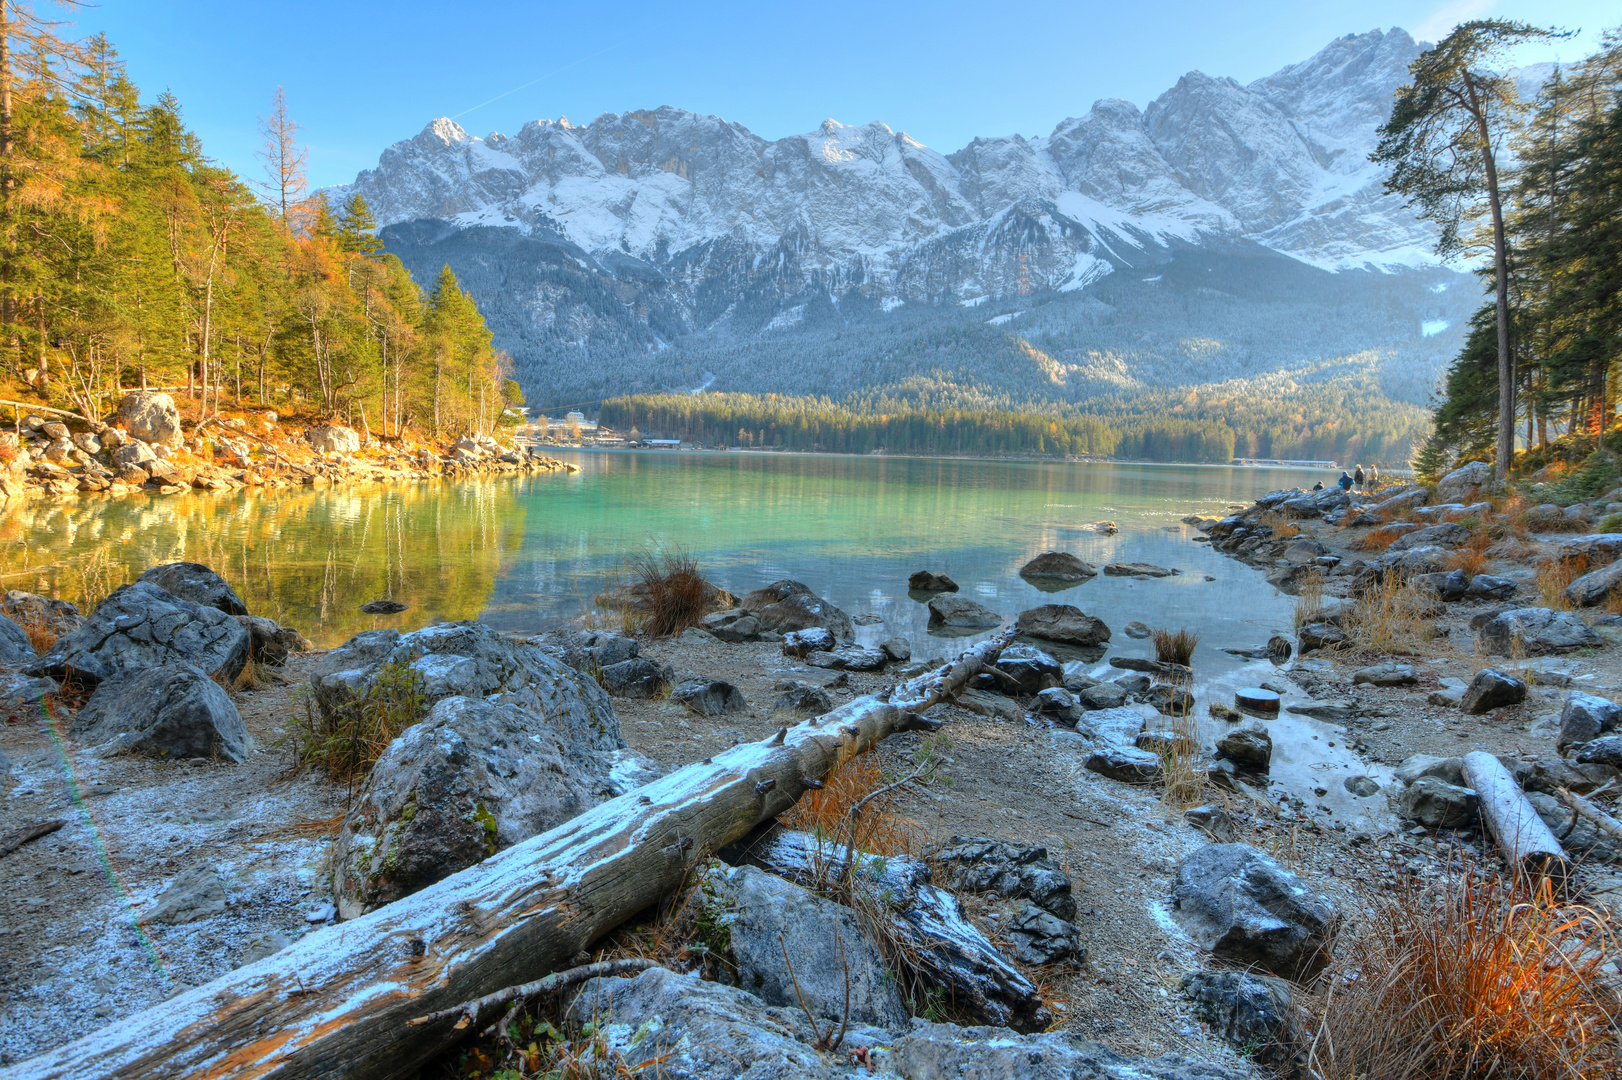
[0,391,575,505]
[4,472,1621,1076]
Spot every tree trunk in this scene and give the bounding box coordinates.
[1465,76,1514,483]
[5,631,1014,1080]
[1461,751,1572,883]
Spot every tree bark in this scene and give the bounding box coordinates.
[1464,75,1515,483]
[4,630,1014,1080]
[1461,751,1572,883]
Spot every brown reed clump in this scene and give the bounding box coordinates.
[629,550,709,638]
[1445,532,1493,578]
[1536,553,1589,611]
[16,615,55,655]
[1152,627,1199,666]
[1257,510,1301,539]
[780,749,925,858]
[1307,870,1622,1080]
[1293,568,1327,630]
[1350,572,1438,653]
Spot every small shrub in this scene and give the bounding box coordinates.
[1350,573,1437,653]
[1152,627,1199,666]
[1256,510,1300,539]
[1293,569,1326,630]
[1308,870,1620,1080]
[1445,532,1492,578]
[1536,554,1588,611]
[629,550,708,638]
[295,659,427,784]
[16,616,55,655]
[1599,512,1622,533]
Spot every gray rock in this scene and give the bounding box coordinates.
[1558,691,1622,751]
[1353,661,1417,686]
[1298,622,1346,652]
[671,678,747,716]
[741,580,855,643]
[1185,804,1238,842]
[1215,723,1272,771]
[1566,558,1622,608]
[1388,522,1469,551]
[1018,551,1097,582]
[146,865,228,925]
[1468,574,1517,601]
[1428,688,1464,707]
[110,439,156,470]
[1008,901,1082,965]
[237,931,292,968]
[1436,460,1492,504]
[909,570,958,592]
[1061,661,1100,691]
[806,646,887,671]
[332,695,615,918]
[1112,672,1152,694]
[1170,843,1339,978]
[0,611,34,665]
[73,663,252,762]
[235,615,306,666]
[115,390,182,448]
[137,562,248,616]
[1479,608,1603,656]
[1574,736,1622,769]
[1555,534,1622,565]
[576,631,639,668]
[1103,561,1178,577]
[881,1023,1254,1080]
[1078,681,1129,710]
[1283,538,1328,564]
[771,680,834,716]
[878,637,911,662]
[991,644,1062,694]
[1124,620,1151,639]
[1078,705,1146,746]
[1085,745,1163,783]
[705,863,908,1028]
[0,671,59,724]
[359,599,408,614]
[1395,754,1467,787]
[311,621,622,754]
[600,657,674,697]
[1460,668,1527,714]
[1033,686,1084,723]
[565,967,848,1079]
[1182,970,1297,1064]
[1290,699,1353,721]
[934,836,1076,919]
[1,591,83,636]
[1524,504,1567,529]
[781,627,836,657]
[927,594,1002,630]
[1015,603,1110,646]
[24,581,250,687]
[1397,776,1479,829]
[1344,775,1381,797]
[1143,684,1195,715]
[711,614,762,642]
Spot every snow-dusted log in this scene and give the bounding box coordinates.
[4,629,1015,1080]
[1555,785,1622,843]
[1462,751,1573,884]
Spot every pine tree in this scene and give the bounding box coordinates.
[337,192,381,255]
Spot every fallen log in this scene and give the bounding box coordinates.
[0,399,95,425]
[1462,751,1573,884]
[0,818,64,858]
[1554,785,1622,843]
[2,629,1015,1080]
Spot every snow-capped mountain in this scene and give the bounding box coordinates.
[332,27,1478,407]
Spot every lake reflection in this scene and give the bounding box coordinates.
[2,452,1327,666]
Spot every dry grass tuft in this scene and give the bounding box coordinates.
[1151,627,1199,666]
[1157,705,1206,809]
[1293,569,1326,630]
[780,749,926,857]
[1350,572,1439,653]
[1257,510,1301,539]
[1537,554,1588,611]
[1445,532,1493,578]
[256,812,346,842]
[1352,524,1411,552]
[629,550,708,638]
[293,659,427,785]
[1308,870,1622,1080]
[16,616,55,656]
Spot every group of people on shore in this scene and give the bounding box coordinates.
[1311,463,1378,493]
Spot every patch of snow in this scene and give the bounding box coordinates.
[1421,319,1450,337]
[960,295,990,308]
[764,305,806,332]
[985,310,1024,326]
[880,296,905,313]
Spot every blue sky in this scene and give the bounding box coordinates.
[59,0,1616,191]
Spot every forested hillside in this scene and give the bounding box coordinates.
[0,11,513,440]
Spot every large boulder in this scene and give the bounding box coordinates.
[1015,604,1110,646]
[24,581,250,687]
[1565,558,1622,607]
[740,580,855,643]
[1478,608,1603,655]
[304,423,361,454]
[1181,971,1298,1065]
[703,863,909,1029]
[927,595,1002,630]
[114,390,182,448]
[881,1022,1254,1080]
[332,695,616,919]
[1397,776,1479,828]
[138,562,248,616]
[1,591,83,637]
[1018,551,1097,584]
[311,622,622,753]
[1460,668,1527,714]
[1557,692,1622,752]
[72,663,252,762]
[235,615,307,666]
[1436,460,1493,504]
[1387,522,1469,552]
[1170,843,1339,979]
[0,612,34,665]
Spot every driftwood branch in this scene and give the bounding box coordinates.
[0,819,64,858]
[407,958,658,1030]
[5,628,1016,1080]
[1462,751,1573,884]
[1554,786,1622,843]
[0,400,95,425]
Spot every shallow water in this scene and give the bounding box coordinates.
[2,451,1326,662]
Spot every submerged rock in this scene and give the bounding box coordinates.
[1015,603,1110,646]
[1018,551,1097,584]
[908,570,959,593]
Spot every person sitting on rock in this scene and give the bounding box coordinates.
[1312,480,1325,491]
[1337,471,1353,492]
[1353,464,1365,491]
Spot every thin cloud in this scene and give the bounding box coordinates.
[1414,0,1498,43]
